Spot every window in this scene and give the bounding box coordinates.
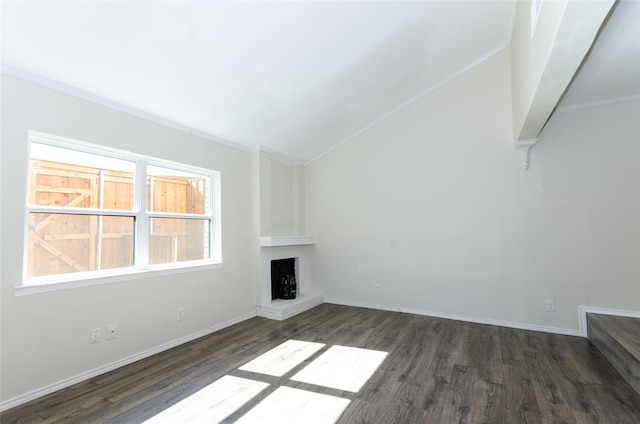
[24,133,220,287]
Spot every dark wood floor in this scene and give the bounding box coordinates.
[2,304,640,423]
[587,313,640,395]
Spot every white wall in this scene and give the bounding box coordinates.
[255,156,317,308]
[270,160,294,235]
[0,75,258,404]
[536,101,639,310]
[2,33,639,408]
[305,49,640,332]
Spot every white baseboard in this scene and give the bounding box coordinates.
[0,311,257,412]
[5,302,638,411]
[325,298,584,337]
[578,306,640,337]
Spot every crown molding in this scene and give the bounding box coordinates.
[556,94,640,113]
[305,44,508,166]
[252,145,303,167]
[1,63,253,154]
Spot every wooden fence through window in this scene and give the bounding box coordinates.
[28,160,207,277]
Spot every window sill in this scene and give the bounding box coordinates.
[15,261,224,296]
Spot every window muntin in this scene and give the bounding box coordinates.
[147,165,210,215]
[146,164,211,266]
[149,218,210,265]
[25,134,219,285]
[30,143,136,211]
[27,214,134,277]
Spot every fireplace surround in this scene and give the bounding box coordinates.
[258,238,323,320]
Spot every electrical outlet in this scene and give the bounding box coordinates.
[90,328,101,344]
[176,307,184,321]
[375,284,382,294]
[107,323,118,340]
[546,300,556,312]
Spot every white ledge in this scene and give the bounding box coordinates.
[257,293,325,321]
[260,236,316,247]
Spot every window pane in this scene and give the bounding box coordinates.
[27,213,134,277]
[147,165,209,215]
[30,143,135,211]
[149,218,210,264]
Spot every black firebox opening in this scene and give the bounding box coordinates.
[271,258,297,300]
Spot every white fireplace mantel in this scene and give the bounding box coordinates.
[259,236,316,247]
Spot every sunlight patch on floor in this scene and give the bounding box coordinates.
[239,339,326,377]
[142,340,388,423]
[291,345,388,392]
[234,386,351,424]
[141,375,268,424]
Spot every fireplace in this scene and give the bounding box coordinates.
[258,240,323,320]
[271,258,297,300]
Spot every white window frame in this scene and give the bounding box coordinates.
[19,132,222,295]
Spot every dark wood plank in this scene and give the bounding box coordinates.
[339,399,430,424]
[2,304,639,423]
[0,411,44,424]
[588,313,640,394]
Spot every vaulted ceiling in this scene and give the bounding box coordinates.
[558,0,639,109]
[1,1,637,164]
